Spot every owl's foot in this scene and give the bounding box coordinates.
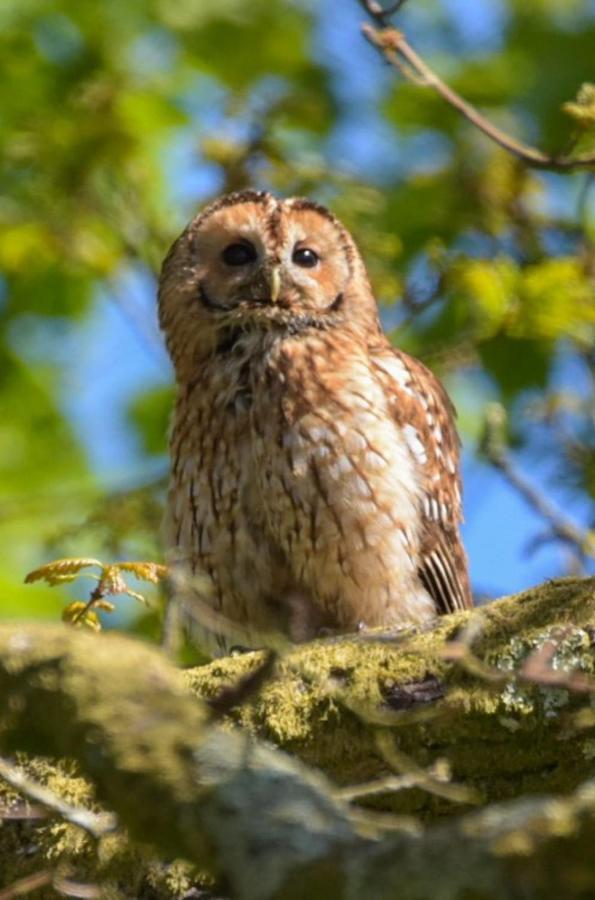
[229,644,256,656]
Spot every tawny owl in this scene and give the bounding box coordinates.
[159,190,471,655]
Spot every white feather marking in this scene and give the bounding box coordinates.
[350,394,373,411]
[309,425,335,443]
[423,495,444,523]
[365,449,388,469]
[346,432,368,453]
[328,457,352,479]
[403,424,428,465]
[397,529,410,549]
[354,475,373,498]
[375,356,415,396]
[354,410,381,428]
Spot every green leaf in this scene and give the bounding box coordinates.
[478,335,552,398]
[563,82,595,130]
[127,385,173,456]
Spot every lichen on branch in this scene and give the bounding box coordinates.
[0,576,595,898]
[186,575,595,813]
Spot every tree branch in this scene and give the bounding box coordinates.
[357,1,595,172]
[480,404,595,565]
[0,871,54,900]
[0,756,115,839]
[2,580,595,897]
[489,449,595,562]
[186,576,595,810]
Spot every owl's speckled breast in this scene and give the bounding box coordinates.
[167,329,435,651]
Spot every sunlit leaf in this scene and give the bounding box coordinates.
[25,558,102,585]
[62,602,102,631]
[117,562,168,583]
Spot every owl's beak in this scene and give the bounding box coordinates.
[269,266,282,304]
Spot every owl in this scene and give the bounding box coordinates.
[159,190,471,655]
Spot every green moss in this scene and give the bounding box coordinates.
[0,628,218,897]
[186,577,595,814]
[1,577,595,894]
[0,756,149,898]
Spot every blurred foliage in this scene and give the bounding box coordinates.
[0,0,593,630]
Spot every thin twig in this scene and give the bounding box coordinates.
[0,869,101,900]
[0,757,116,839]
[443,618,595,694]
[169,564,290,653]
[336,771,430,801]
[360,0,410,22]
[489,450,595,562]
[374,731,482,804]
[0,871,54,900]
[0,800,48,820]
[107,280,170,371]
[70,582,105,627]
[357,1,595,172]
[52,875,102,899]
[337,756,479,805]
[345,806,421,835]
[480,403,594,567]
[207,649,277,720]
[397,270,446,329]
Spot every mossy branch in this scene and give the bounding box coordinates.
[0,576,595,898]
[187,575,595,814]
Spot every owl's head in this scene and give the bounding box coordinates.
[158,190,379,372]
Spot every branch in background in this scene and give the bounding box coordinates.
[0,871,101,900]
[0,871,54,900]
[397,268,446,330]
[494,452,594,559]
[443,617,595,694]
[0,756,116,840]
[357,1,595,172]
[480,403,595,568]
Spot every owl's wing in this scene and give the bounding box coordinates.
[372,347,472,614]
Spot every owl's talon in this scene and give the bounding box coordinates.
[229,644,255,656]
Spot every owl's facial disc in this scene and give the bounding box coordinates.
[193,200,352,327]
[159,192,381,371]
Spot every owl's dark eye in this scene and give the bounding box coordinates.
[222,241,257,266]
[292,247,319,268]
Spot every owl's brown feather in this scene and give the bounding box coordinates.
[372,348,471,614]
[159,191,472,654]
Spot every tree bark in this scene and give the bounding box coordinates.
[186,574,595,814]
[0,575,594,898]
